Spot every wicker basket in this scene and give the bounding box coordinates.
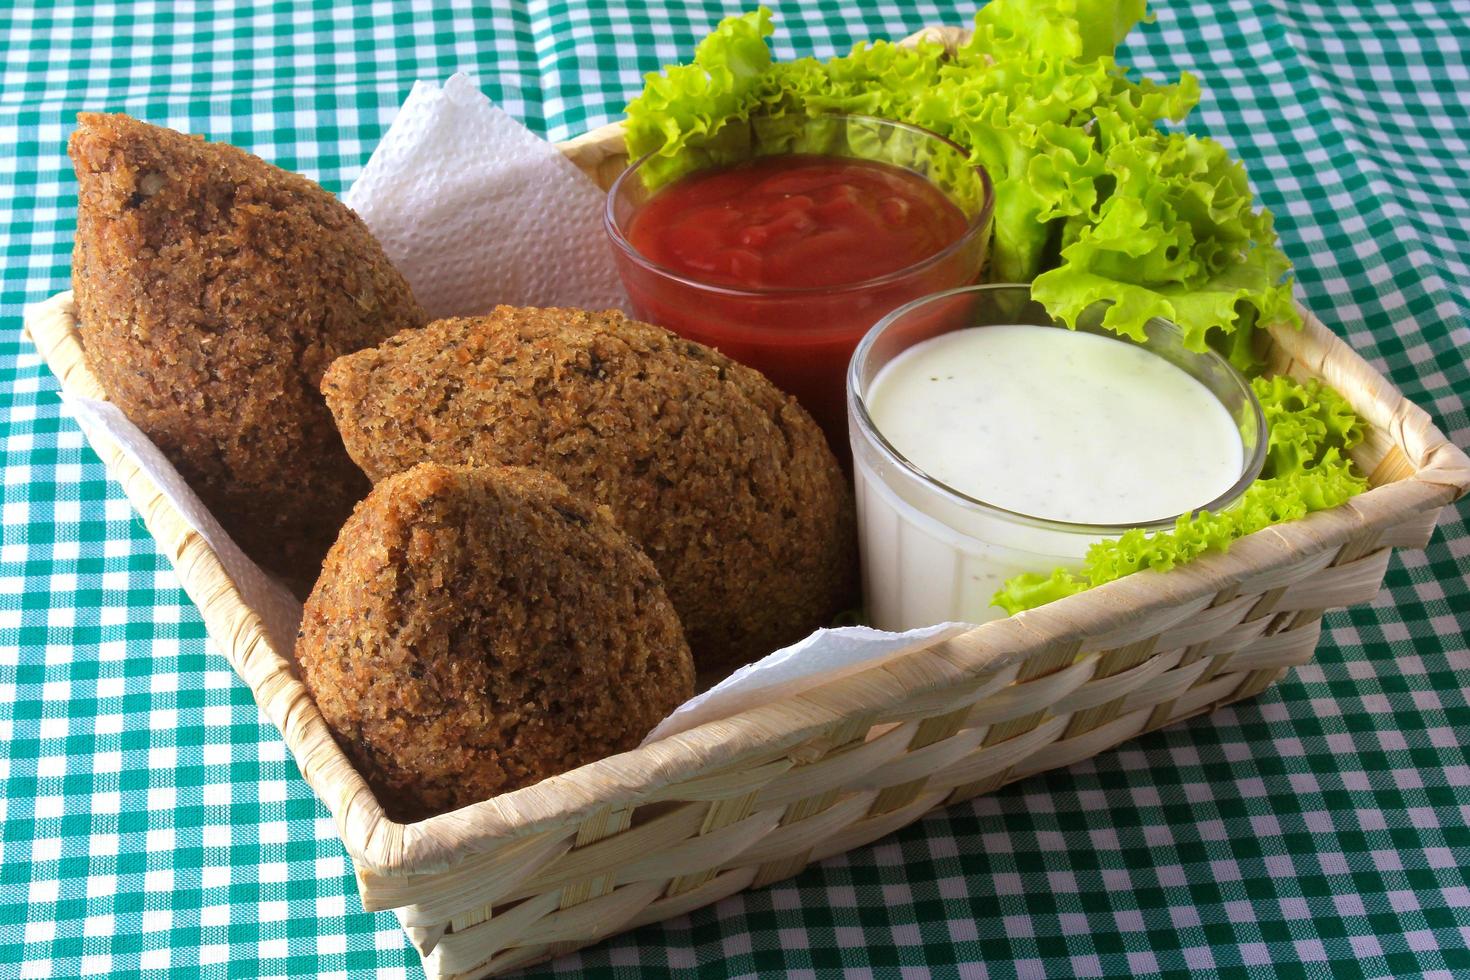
[24,27,1470,978]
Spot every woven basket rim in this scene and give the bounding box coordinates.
[26,67,1470,877]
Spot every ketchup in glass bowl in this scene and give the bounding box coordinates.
[605,114,994,451]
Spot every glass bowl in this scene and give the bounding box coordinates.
[847,283,1268,630]
[606,113,995,450]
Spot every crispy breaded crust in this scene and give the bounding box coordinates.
[322,306,857,678]
[68,113,426,588]
[296,463,694,821]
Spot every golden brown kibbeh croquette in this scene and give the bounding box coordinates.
[322,306,857,679]
[295,462,694,821]
[68,113,426,589]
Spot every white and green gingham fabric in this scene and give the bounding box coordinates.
[2,2,1467,977]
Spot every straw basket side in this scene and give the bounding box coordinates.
[25,23,1470,977]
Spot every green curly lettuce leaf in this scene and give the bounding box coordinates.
[622,8,782,187]
[1255,374,1367,475]
[912,42,1115,280]
[990,567,1092,615]
[1031,130,1300,369]
[800,37,947,118]
[622,0,1291,360]
[992,376,1370,616]
[968,0,1147,61]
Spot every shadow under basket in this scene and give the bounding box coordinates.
[26,28,1470,979]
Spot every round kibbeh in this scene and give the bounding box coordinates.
[295,462,694,821]
[68,112,426,589]
[321,305,857,679]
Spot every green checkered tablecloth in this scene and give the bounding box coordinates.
[2,1,1467,977]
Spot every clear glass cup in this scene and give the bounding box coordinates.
[847,283,1268,630]
[605,114,995,451]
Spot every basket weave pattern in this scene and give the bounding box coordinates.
[24,27,1470,978]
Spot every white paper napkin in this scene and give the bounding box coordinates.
[645,622,970,743]
[343,72,630,318]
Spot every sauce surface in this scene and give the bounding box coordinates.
[626,154,969,290]
[866,325,1245,525]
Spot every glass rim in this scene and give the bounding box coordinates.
[603,112,996,299]
[847,283,1270,535]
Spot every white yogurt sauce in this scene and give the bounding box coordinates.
[866,324,1243,525]
[852,323,1247,629]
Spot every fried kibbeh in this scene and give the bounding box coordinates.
[322,306,857,678]
[296,462,693,821]
[68,112,426,588]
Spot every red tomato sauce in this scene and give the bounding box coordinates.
[613,153,985,454]
[626,154,969,290]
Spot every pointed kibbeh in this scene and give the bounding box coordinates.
[68,113,426,589]
[296,462,695,820]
